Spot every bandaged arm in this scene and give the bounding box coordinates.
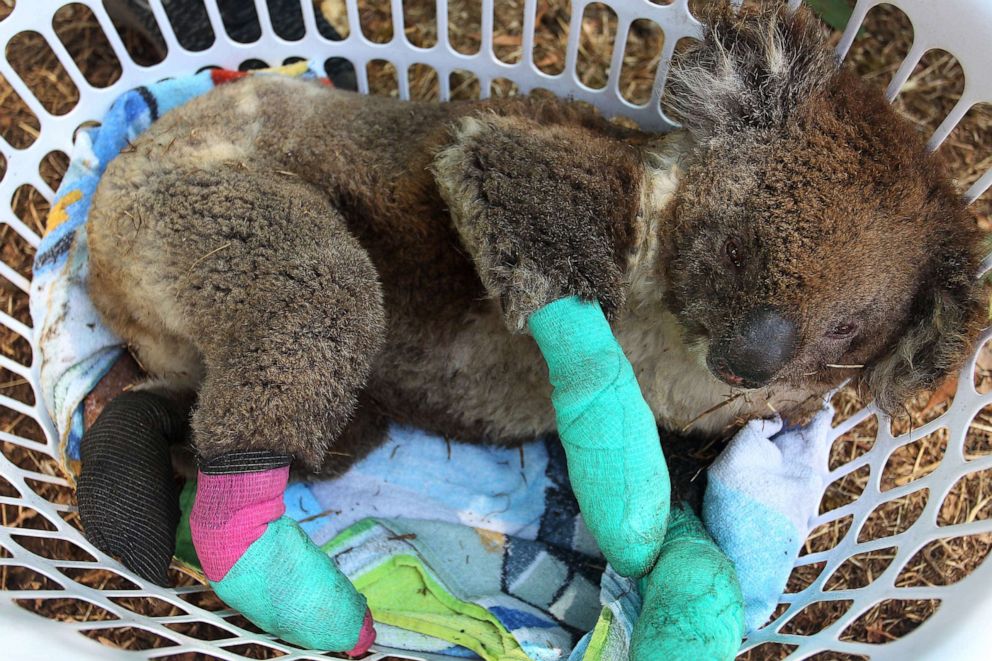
[434,113,668,577]
[529,297,670,577]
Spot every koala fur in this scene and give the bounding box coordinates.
[86,2,984,475]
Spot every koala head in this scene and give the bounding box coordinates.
[660,2,985,413]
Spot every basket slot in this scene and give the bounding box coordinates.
[0,210,39,249]
[3,31,79,118]
[652,35,694,127]
[25,176,55,203]
[298,0,321,39]
[407,62,439,100]
[965,164,992,205]
[362,0,396,45]
[437,65,450,101]
[605,16,629,93]
[0,261,30,295]
[0,89,42,151]
[886,41,928,104]
[219,1,262,45]
[0,355,30,381]
[252,0,277,41]
[836,0,878,62]
[85,0,148,70]
[0,309,31,344]
[0,59,50,124]
[0,464,67,488]
[0,521,69,539]
[51,5,123,90]
[615,18,660,107]
[449,69,480,100]
[396,62,411,100]
[34,25,91,95]
[563,2,582,84]
[142,0,185,56]
[0,394,36,420]
[199,0,232,48]
[520,0,537,67]
[480,0,496,56]
[927,95,974,151]
[390,0,406,44]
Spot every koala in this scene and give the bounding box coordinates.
[77,1,983,652]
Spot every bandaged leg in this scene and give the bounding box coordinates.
[703,405,835,632]
[190,450,375,654]
[78,390,188,586]
[630,505,744,661]
[528,296,670,578]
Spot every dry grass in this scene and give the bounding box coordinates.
[1,1,991,659]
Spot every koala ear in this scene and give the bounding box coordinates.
[665,2,838,138]
[863,242,986,414]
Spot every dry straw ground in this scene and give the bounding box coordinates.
[0,0,990,659]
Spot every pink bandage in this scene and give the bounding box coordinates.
[346,610,377,657]
[189,466,289,581]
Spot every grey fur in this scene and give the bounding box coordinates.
[433,114,644,331]
[665,2,838,141]
[90,166,385,469]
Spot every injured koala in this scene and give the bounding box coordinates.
[76,2,984,657]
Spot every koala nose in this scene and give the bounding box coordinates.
[709,307,797,388]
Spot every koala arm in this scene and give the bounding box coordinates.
[435,115,669,578]
[432,113,644,332]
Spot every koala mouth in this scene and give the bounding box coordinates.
[706,354,764,390]
[704,307,798,390]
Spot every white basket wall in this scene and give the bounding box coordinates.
[1,0,991,659]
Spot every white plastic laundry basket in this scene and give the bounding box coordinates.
[1,0,991,659]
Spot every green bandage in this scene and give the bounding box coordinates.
[631,506,745,661]
[528,296,670,577]
[211,517,369,651]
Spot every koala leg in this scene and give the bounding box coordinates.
[88,167,384,653]
[78,388,191,586]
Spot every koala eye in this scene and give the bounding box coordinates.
[722,237,745,270]
[826,321,859,340]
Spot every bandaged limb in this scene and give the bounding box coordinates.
[98,171,390,650]
[529,296,670,578]
[630,505,745,661]
[78,389,188,586]
[190,450,375,654]
[703,405,835,632]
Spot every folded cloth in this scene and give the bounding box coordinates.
[703,406,836,633]
[30,64,838,660]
